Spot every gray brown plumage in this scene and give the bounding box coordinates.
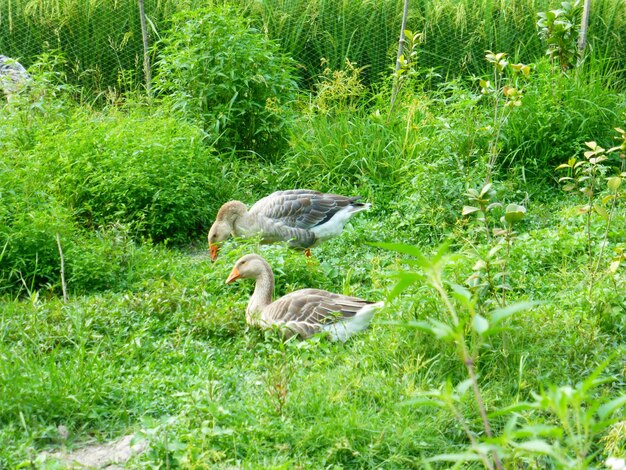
[208,190,371,260]
[225,254,383,341]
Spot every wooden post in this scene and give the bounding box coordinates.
[390,0,410,112]
[577,0,591,60]
[56,233,68,302]
[394,0,410,75]
[138,0,152,94]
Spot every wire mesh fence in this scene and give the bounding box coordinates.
[1,0,625,98]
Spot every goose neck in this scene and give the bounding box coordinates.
[246,268,274,325]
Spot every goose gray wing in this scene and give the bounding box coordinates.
[262,288,376,338]
[249,190,364,230]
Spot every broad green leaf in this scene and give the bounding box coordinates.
[576,204,591,214]
[580,187,594,198]
[449,282,472,308]
[462,205,481,216]
[608,176,622,192]
[479,183,493,198]
[473,259,487,270]
[609,260,621,273]
[488,244,504,258]
[473,314,489,335]
[428,319,456,340]
[489,401,535,417]
[431,240,451,265]
[513,439,556,455]
[389,272,423,299]
[597,395,626,420]
[391,320,455,341]
[593,204,609,220]
[508,424,563,439]
[504,203,526,224]
[490,301,542,325]
[456,378,473,396]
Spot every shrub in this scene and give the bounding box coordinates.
[502,59,626,178]
[0,152,75,295]
[35,108,227,244]
[154,6,298,157]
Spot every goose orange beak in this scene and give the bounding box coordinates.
[209,243,219,262]
[225,267,241,284]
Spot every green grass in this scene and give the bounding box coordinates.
[2,25,626,467]
[1,196,625,467]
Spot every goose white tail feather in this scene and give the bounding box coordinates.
[320,301,384,342]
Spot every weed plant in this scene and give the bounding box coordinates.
[2,9,626,467]
[497,58,626,180]
[154,5,298,156]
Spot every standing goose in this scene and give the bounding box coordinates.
[208,189,370,261]
[225,254,383,341]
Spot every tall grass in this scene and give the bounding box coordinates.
[0,0,207,97]
[2,0,625,97]
[241,0,626,86]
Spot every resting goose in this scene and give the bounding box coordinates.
[208,189,370,260]
[225,254,383,341]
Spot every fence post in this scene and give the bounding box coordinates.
[577,0,591,60]
[390,0,410,111]
[138,0,152,95]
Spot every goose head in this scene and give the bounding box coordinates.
[225,254,270,284]
[208,201,247,261]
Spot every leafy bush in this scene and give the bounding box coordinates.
[35,108,227,244]
[0,158,74,295]
[154,6,298,156]
[502,59,626,177]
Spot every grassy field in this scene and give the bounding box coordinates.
[2,1,626,468]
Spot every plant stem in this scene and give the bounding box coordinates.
[56,232,68,302]
[586,166,596,297]
[461,345,503,470]
[449,403,495,470]
[590,162,624,295]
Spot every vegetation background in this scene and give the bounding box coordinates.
[1,0,626,468]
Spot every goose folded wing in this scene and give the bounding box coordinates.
[250,190,360,230]
[264,289,373,337]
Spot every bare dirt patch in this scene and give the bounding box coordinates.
[40,434,146,469]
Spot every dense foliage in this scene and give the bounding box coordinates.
[1,1,626,468]
[154,6,298,155]
[2,0,626,96]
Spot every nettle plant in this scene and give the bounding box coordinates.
[557,127,626,296]
[378,243,626,469]
[462,183,527,307]
[537,0,583,71]
[480,52,531,184]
